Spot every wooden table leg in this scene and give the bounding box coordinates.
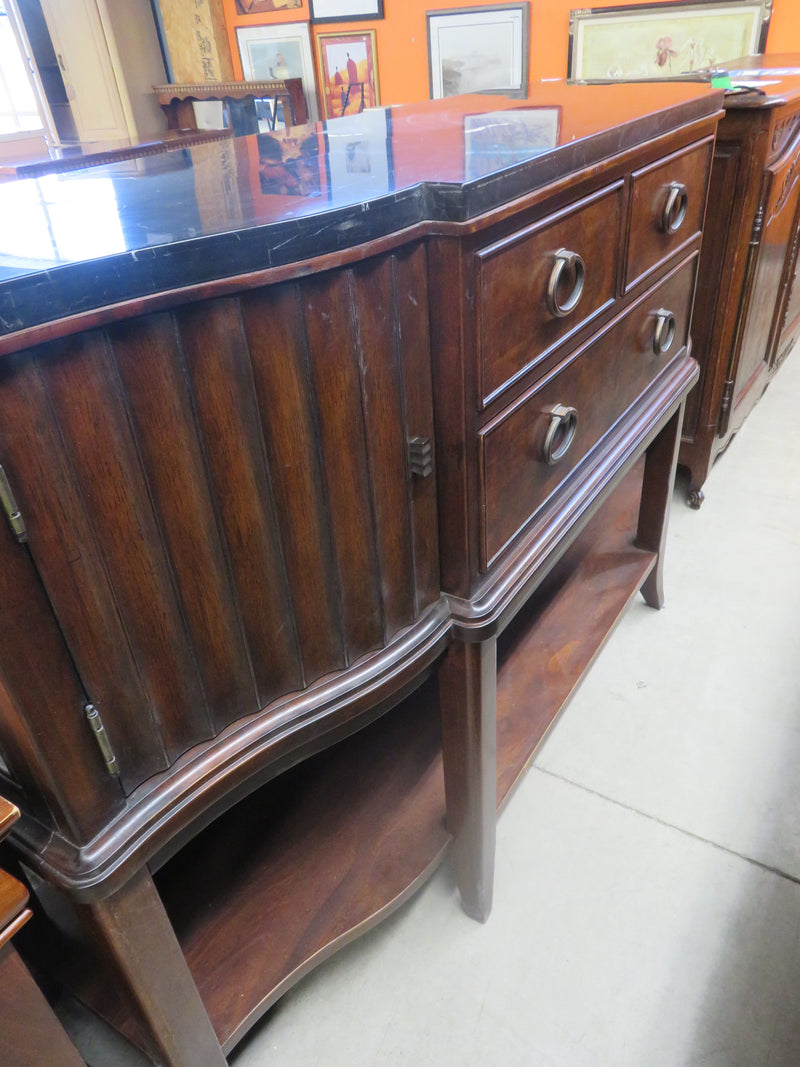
[439,638,497,923]
[636,401,685,609]
[73,868,226,1067]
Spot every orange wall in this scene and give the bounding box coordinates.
[223,0,800,110]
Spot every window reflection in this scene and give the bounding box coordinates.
[0,173,125,266]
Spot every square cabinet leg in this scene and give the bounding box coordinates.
[439,638,497,923]
[637,403,685,610]
[30,867,226,1067]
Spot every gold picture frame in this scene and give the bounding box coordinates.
[568,0,773,82]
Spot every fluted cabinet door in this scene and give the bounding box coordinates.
[0,244,439,809]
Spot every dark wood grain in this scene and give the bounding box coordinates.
[394,245,441,616]
[303,270,384,663]
[351,255,417,640]
[241,283,345,685]
[176,298,304,708]
[110,313,258,734]
[42,331,212,772]
[0,492,122,841]
[0,350,169,792]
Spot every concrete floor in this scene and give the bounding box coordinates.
[229,348,800,1067]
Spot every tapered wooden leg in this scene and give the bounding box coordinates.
[75,868,226,1067]
[636,403,684,609]
[439,638,497,923]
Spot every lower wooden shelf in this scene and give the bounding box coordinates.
[496,460,653,808]
[150,462,654,1055]
[154,675,449,1052]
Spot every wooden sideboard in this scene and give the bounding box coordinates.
[0,84,721,1063]
[680,55,800,506]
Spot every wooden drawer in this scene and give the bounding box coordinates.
[478,253,698,570]
[625,137,713,293]
[475,181,624,407]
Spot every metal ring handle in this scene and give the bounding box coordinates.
[541,404,579,466]
[653,308,676,357]
[661,182,688,234]
[546,249,585,318]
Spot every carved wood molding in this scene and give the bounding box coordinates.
[770,112,800,161]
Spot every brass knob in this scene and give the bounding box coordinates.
[541,404,578,465]
[546,249,585,318]
[661,182,688,234]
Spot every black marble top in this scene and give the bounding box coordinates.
[0,80,723,341]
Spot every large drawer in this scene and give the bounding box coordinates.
[475,181,624,407]
[478,253,698,570]
[625,137,713,293]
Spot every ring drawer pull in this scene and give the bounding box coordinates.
[541,404,579,465]
[661,182,688,234]
[546,249,585,318]
[653,308,676,356]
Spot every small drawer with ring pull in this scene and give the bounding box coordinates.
[477,253,698,571]
[625,136,714,293]
[475,181,624,408]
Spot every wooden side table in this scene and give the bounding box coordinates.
[0,798,84,1067]
[153,79,309,135]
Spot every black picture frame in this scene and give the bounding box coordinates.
[309,0,384,23]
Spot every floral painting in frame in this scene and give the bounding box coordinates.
[568,0,772,82]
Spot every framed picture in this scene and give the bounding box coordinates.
[309,0,384,22]
[464,107,560,180]
[568,0,773,83]
[237,23,318,121]
[426,4,530,100]
[235,0,302,14]
[316,30,380,119]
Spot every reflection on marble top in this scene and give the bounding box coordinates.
[0,80,725,337]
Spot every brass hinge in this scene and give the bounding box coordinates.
[408,437,433,478]
[718,378,735,436]
[85,704,120,778]
[0,465,27,543]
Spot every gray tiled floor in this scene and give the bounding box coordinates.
[230,349,800,1066]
